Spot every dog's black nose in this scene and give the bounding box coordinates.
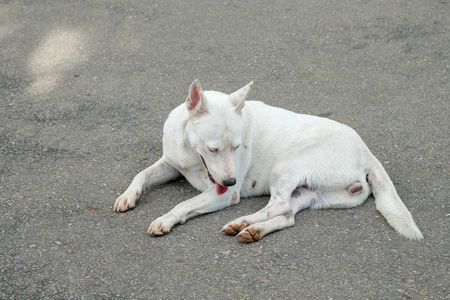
[222,177,236,186]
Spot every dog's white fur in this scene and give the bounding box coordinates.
[114,80,423,242]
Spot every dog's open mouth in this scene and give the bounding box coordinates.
[200,155,228,195]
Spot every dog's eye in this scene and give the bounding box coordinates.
[208,147,219,153]
[234,145,240,150]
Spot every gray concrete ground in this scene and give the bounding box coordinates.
[1,1,448,299]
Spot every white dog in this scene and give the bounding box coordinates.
[114,80,423,242]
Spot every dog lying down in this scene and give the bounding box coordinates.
[114,80,423,242]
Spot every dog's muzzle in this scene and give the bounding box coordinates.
[199,155,236,194]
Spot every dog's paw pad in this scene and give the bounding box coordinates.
[113,194,136,212]
[346,181,363,195]
[147,217,173,236]
[237,227,262,243]
[148,225,169,236]
[222,221,248,235]
[148,228,169,236]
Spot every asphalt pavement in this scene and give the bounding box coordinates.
[1,1,448,299]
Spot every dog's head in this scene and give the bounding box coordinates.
[185,79,253,194]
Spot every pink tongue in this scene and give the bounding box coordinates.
[216,182,228,195]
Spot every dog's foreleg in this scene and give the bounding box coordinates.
[147,186,235,236]
[114,158,180,212]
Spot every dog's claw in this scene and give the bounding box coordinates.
[237,227,262,243]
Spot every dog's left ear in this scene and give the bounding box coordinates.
[229,81,253,113]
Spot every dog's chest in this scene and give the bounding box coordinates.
[164,150,211,192]
[179,166,211,192]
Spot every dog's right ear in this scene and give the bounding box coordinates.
[186,79,208,118]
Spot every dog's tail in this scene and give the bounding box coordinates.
[368,157,423,240]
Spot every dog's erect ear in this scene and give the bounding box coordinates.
[229,81,253,113]
[186,79,208,117]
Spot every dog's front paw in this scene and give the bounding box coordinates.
[221,220,249,235]
[113,191,138,212]
[148,214,176,236]
[236,226,263,243]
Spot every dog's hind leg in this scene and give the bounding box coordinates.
[222,151,316,237]
[221,186,292,236]
[310,180,371,210]
[114,158,181,212]
[236,213,296,242]
[234,187,317,242]
[222,186,316,239]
